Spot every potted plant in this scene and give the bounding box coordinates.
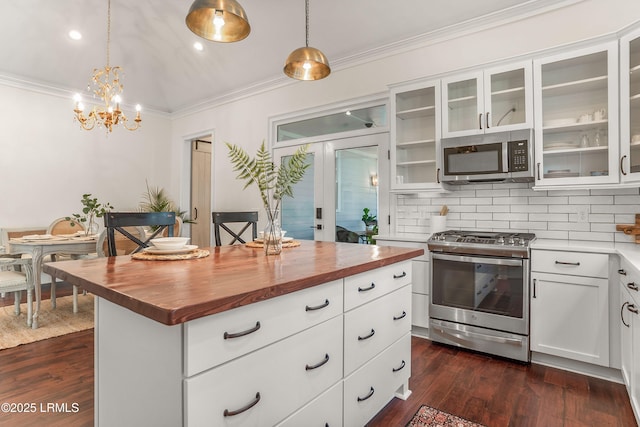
[139,181,194,233]
[226,141,309,255]
[66,193,113,236]
[362,208,378,244]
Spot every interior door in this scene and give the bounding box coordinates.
[274,132,388,243]
[190,139,212,247]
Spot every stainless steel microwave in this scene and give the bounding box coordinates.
[441,129,534,184]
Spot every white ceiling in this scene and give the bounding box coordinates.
[0,0,568,114]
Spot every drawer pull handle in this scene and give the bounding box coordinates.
[393,271,407,279]
[619,269,627,276]
[555,260,580,266]
[629,304,639,315]
[223,392,261,417]
[224,321,261,340]
[393,311,407,321]
[392,360,406,372]
[357,386,375,402]
[358,329,375,341]
[358,283,376,292]
[306,299,330,311]
[628,282,639,292]
[622,302,631,328]
[305,353,330,371]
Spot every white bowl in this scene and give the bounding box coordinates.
[151,237,190,251]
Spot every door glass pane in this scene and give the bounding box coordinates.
[490,68,526,127]
[447,78,478,132]
[281,153,315,240]
[630,37,640,171]
[335,146,377,244]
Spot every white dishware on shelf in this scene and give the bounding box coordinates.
[577,113,592,123]
[593,108,606,121]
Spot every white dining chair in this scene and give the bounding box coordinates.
[0,255,35,326]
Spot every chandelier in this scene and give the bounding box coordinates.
[73,0,141,133]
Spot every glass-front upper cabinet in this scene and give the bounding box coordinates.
[534,41,619,187]
[441,61,533,138]
[390,79,442,190]
[621,26,640,183]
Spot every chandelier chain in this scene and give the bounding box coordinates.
[106,0,111,67]
[305,0,309,48]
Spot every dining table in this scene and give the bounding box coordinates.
[8,234,98,328]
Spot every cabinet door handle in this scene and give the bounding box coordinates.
[357,386,375,402]
[436,167,441,184]
[358,328,376,341]
[358,283,376,292]
[629,304,639,314]
[392,360,406,372]
[622,302,631,327]
[223,392,261,417]
[478,113,483,130]
[305,299,330,311]
[393,271,407,279]
[193,207,198,220]
[619,269,627,276]
[223,321,261,339]
[532,278,537,299]
[536,162,541,180]
[393,311,407,321]
[486,112,490,129]
[305,353,330,371]
[555,260,580,266]
[621,155,628,176]
[628,282,639,292]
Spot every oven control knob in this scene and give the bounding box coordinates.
[519,239,527,246]
[497,236,505,244]
[507,237,515,245]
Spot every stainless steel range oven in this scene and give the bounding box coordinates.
[427,230,535,362]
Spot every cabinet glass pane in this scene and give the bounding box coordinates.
[490,69,526,128]
[630,38,640,172]
[541,51,609,179]
[395,86,437,185]
[447,78,478,133]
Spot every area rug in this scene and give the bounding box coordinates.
[0,294,94,350]
[406,405,486,427]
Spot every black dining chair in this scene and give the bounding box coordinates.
[104,212,175,256]
[212,211,258,246]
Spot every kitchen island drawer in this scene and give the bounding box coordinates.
[276,381,343,427]
[184,315,343,427]
[344,285,411,375]
[532,249,608,278]
[343,333,411,427]
[184,279,342,376]
[344,261,411,311]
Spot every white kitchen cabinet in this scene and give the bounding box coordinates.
[531,249,610,366]
[389,79,442,190]
[374,238,430,329]
[617,262,640,424]
[533,41,619,187]
[620,24,640,183]
[441,61,533,138]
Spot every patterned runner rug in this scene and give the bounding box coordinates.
[406,405,486,427]
[0,294,93,350]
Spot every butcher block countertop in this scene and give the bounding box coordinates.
[43,241,423,326]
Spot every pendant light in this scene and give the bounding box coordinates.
[284,0,331,81]
[186,0,250,43]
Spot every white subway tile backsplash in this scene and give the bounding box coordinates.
[569,196,613,205]
[529,213,569,222]
[614,195,640,204]
[493,213,528,221]
[493,197,529,205]
[511,204,547,213]
[528,196,569,205]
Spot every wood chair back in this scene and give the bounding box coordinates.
[104,212,175,256]
[47,217,85,235]
[212,211,258,246]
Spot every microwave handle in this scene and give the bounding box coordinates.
[502,143,509,173]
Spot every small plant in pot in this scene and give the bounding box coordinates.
[362,208,378,244]
[66,193,113,236]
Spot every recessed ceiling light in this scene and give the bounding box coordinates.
[69,30,82,40]
[193,41,204,51]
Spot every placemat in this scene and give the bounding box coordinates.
[131,248,210,261]
[245,240,301,249]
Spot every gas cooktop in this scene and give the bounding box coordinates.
[427,230,535,258]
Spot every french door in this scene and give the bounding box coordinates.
[273,132,389,242]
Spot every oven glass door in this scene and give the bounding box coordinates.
[431,253,524,319]
[443,142,503,175]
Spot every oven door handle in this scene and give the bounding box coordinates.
[431,252,523,267]
[434,326,524,345]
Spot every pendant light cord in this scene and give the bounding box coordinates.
[106,0,111,68]
[305,0,309,48]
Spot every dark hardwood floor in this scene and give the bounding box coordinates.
[1,283,637,426]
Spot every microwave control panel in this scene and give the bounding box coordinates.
[508,140,529,172]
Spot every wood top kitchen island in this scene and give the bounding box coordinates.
[44,241,423,427]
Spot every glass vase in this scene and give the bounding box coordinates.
[263,209,282,255]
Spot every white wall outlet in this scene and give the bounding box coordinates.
[576,206,589,223]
